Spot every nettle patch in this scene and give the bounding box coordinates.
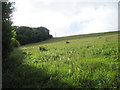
[39,46,48,51]
[22,51,32,55]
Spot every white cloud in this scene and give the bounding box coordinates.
[76,5,118,35]
[12,0,118,37]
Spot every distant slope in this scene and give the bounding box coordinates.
[25,31,119,46]
[53,31,119,41]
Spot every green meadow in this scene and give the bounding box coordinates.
[3,31,120,88]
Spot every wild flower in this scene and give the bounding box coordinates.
[69,69,71,73]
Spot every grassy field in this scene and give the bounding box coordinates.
[3,31,120,88]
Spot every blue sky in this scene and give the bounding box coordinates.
[11,0,119,37]
[69,20,92,34]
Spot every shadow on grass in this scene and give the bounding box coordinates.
[3,48,100,88]
[2,48,75,88]
[3,64,74,88]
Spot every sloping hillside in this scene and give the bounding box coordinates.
[3,31,119,88]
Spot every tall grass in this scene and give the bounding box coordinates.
[3,31,119,88]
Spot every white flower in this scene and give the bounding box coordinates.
[69,69,71,73]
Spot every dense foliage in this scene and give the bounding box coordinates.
[2,2,15,60]
[14,26,53,45]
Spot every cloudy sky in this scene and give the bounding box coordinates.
[11,0,119,37]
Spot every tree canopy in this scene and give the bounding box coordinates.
[14,26,53,45]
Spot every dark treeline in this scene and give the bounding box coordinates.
[13,26,53,45]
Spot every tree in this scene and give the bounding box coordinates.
[15,26,53,45]
[2,2,15,60]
